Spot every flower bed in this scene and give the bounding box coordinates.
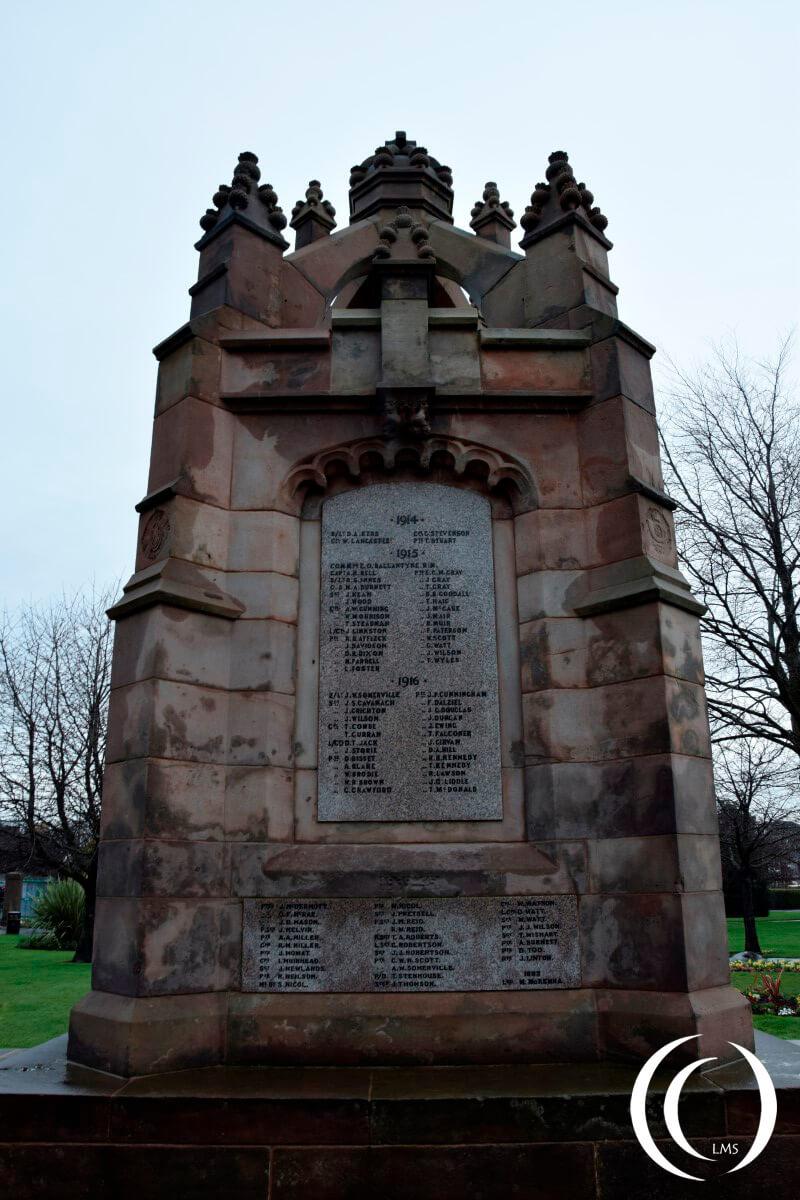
[730,958,799,972]
[734,966,800,1018]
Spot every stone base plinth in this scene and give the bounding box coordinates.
[68,985,754,1076]
[1,1034,799,1199]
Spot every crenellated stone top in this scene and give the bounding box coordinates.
[348,132,454,225]
[197,151,289,249]
[520,151,609,248]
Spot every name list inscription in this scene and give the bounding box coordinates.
[241,896,580,992]
[318,484,503,821]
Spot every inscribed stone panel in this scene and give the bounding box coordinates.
[318,483,503,821]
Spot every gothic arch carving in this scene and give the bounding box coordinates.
[283,435,537,515]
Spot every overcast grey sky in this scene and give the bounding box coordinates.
[1,0,797,609]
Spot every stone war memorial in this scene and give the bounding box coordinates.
[10,132,796,1200]
[70,132,750,1076]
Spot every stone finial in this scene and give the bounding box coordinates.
[348,132,454,224]
[519,151,608,248]
[197,151,289,248]
[470,181,516,248]
[290,179,337,249]
[373,206,436,264]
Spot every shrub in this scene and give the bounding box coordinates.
[755,970,784,1004]
[22,878,84,951]
[18,930,60,950]
[769,889,800,910]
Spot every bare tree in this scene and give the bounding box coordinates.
[0,587,113,961]
[716,740,800,956]
[660,337,800,759]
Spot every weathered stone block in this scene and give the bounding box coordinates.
[92,896,240,997]
[229,617,296,694]
[526,754,719,842]
[584,492,650,569]
[155,338,221,415]
[596,985,753,1065]
[577,393,665,508]
[220,345,331,397]
[97,840,230,899]
[517,569,583,621]
[110,605,232,692]
[623,397,664,490]
[682,891,731,990]
[228,689,295,767]
[147,395,235,508]
[135,496,228,574]
[441,412,581,511]
[228,989,598,1066]
[429,329,481,392]
[582,603,704,687]
[227,509,299,574]
[480,347,590,394]
[591,334,655,412]
[587,834,722,894]
[331,328,381,394]
[101,759,226,842]
[218,570,298,621]
[225,764,294,841]
[229,411,375,513]
[106,679,228,765]
[68,990,227,1076]
[514,508,586,574]
[520,228,617,325]
[522,676,711,764]
[580,894,688,989]
[519,618,586,691]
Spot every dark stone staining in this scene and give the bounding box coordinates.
[157,906,219,990]
[151,642,170,679]
[288,362,317,389]
[677,638,704,684]
[147,792,215,839]
[587,634,634,687]
[520,625,550,690]
[669,684,699,722]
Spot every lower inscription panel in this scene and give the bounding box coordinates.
[241,896,580,992]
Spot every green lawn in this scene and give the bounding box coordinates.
[727,914,800,957]
[0,935,91,1049]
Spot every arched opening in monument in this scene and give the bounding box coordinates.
[330,272,470,311]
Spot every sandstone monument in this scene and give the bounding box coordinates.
[68,133,752,1076]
